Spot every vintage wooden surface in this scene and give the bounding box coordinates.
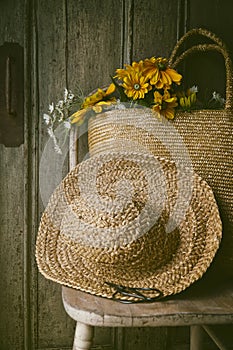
[0,1,27,349]
[36,1,74,348]
[62,279,233,349]
[132,0,179,60]
[1,0,233,349]
[62,279,233,328]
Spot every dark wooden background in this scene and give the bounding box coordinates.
[0,0,233,349]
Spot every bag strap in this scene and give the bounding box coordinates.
[169,28,227,65]
[169,32,233,110]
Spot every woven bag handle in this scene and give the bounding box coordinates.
[169,28,227,65]
[170,43,233,110]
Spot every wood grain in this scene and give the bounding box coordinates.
[62,280,233,328]
[36,0,75,348]
[132,0,179,60]
[66,2,124,345]
[0,147,25,349]
[0,1,26,349]
[1,0,233,349]
[183,0,233,102]
[67,0,124,164]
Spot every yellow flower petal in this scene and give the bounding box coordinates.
[165,68,182,84]
[153,91,163,104]
[163,108,175,120]
[106,83,116,95]
[179,97,185,107]
[92,105,102,113]
[70,109,87,124]
[143,57,159,80]
[190,93,196,104]
[153,90,177,120]
[97,100,113,106]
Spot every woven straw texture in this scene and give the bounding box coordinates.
[36,152,222,302]
[88,29,233,276]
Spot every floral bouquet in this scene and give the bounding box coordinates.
[43,56,225,153]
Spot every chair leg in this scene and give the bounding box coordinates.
[73,322,94,350]
[190,325,205,350]
[203,325,228,350]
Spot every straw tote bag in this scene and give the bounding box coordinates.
[167,29,233,277]
[88,29,233,277]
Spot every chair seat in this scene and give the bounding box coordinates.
[62,278,233,327]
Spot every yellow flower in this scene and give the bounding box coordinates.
[70,56,182,125]
[92,100,117,113]
[152,90,178,120]
[179,94,196,109]
[143,56,161,79]
[115,61,144,80]
[82,83,115,109]
[122,71,151,100]
[178,86,197,110]
[143,57,182,89]
[70,83,116,125]
[154,68,182,89]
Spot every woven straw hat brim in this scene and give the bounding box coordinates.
[36,152,222,302]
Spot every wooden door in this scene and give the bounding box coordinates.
[0,1,233,349]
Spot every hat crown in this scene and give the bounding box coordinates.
[59,153,183,270]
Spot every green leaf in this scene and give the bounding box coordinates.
[110,76,128,102]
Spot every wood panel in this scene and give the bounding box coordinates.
[180,0,233,102]
[36,0,125,349]
[67,0,124,94]
[36,0,75,348]
[120,2,180,349]
[0,147,25,350]
[189,0,233,52]
[67,1,124,347]
[185,1,233,347]
[67,0,125,164]
[132,0,180,60]
[0,1,27,349]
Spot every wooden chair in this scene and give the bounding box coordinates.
[62,277,233,350]
[65,132,233,350]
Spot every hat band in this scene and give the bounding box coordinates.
[105,281,164,303]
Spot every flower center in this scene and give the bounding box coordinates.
[158,62,166,70]
[134,83,140,90]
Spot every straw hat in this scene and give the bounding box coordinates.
[36,151,222,303]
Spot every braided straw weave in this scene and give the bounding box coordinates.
[88,28,233,276]
[36,151,222,302]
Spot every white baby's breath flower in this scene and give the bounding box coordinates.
[43,86,82,154]
[54,143,62,154]
[48,103,54,113]
[57,100,64,108]
[212,91,225,105]
[212,91,218,100]
[64,121,71,129]
[64,88,68,102]
[47,126,55,139]
[190,85,198,93]
[55,106,64,119]
[116,100,126,109]
[43,113,51,125]
[47,127,62,154]
[68,92,74,100]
